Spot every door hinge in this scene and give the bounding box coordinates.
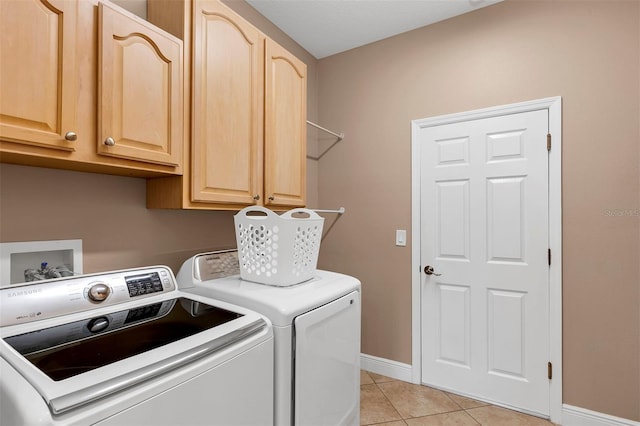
[547,133,551,152]
[548,248,551,266]
[548,362,553,380]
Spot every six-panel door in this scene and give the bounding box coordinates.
[420,109,550,416]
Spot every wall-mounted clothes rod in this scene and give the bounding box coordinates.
[312,207,345,214]
[306,120,345,161]
[307,120,344,141]
[313,207,346,241]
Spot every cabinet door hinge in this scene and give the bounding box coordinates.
[548,362,553,380]
[547,133,552,152]
[548,249,551,266]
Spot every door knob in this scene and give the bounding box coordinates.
[424,265,442,276]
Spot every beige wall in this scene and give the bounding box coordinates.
[0,164,239,273]
[316,0,640,421]
[110,0,147,19]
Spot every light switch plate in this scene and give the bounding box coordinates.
[395,230,407,246]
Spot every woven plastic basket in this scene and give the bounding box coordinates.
[234,206,324,286]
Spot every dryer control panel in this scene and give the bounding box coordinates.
[194,250,240,281]
[0,266,176,327]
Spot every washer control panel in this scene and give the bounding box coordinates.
[125,271,165,297]
[0,266,176,327]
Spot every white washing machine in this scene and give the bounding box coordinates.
[0,266,274,425]
[176,250,361,426]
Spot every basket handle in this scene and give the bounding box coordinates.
[280,208,323,220]
[236,206,280,219]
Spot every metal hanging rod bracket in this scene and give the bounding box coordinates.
[307,120,344,141]
[312,207,345,215]
[306,120,345,161]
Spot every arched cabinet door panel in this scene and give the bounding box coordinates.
[264,39,307,208]
[191,0,263,205]
[98,1,183,168]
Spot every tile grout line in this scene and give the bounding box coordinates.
[372,374,473,424]
[373,379,404,423]
[462,408,483,426]
[360,370,405,426]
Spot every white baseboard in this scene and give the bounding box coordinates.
[360,353,413,383]
[563,405,640,426]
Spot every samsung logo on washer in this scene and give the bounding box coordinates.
[7,288,43,298]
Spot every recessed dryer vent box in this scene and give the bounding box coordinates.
[0,240,83,286]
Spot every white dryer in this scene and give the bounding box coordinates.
[177,250,361,426]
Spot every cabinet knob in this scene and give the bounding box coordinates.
[268,196,275,201]
[104,137,116,147]
[253,195,260,201]
[64,131,77,141]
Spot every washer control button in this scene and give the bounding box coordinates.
[87,316,109,333]
[88,283,110,302]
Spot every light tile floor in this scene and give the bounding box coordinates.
[360,370,556,426]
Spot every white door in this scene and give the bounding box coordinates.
[419,109,550,416]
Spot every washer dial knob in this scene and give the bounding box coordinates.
[88,283,110,302]
[87,316,110,333]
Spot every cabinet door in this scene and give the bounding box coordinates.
[264,39,307,208]
[0,0,77,151]
[191,0,263,205]
[98,2,183,167]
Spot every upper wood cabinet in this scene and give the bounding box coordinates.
[190,0,264,205]
[0,0,183,178]
[147,0,307,210]
[98,2,183,167]
[264,39,307,208]
[0,0,78,151]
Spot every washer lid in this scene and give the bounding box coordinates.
[4,297,244,382]
[185,269,361,327]
[0,292,269,415]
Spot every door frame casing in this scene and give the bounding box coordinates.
[410,97,562,423]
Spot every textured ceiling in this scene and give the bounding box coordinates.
[246,0,503,59]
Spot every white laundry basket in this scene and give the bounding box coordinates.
[234,206,324,286]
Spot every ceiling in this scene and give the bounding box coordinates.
[245,0,503,59]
